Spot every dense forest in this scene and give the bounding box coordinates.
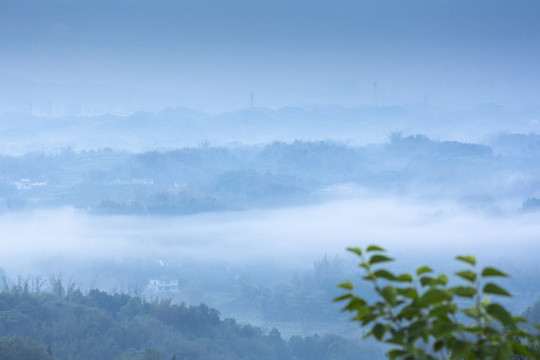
[0,282,380,360]
[4,265,540,359]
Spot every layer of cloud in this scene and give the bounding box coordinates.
[1,199,539,276]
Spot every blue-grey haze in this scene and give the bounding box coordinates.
[1,0,539,113]
[2,0,540,348]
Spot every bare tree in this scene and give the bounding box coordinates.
[32,275,47,294]
[49,273,65,298]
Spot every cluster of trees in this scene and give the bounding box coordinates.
[1,133,540,214]
[240,255,352,322]
[0,279,378,360]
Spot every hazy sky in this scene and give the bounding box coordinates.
[1,0,540,111]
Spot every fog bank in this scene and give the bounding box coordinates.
[1,199,539,279]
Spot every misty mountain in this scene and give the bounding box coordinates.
[1,104,540,155]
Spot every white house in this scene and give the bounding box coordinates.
[147,277,180,292]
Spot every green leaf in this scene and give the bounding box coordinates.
[380,286,397,306]
[333,294,352,302]
[486,303,515,328]
[416,266,433,275]
[396,287,418,299]
[455,270,477,283]
[369,254,394,265]
[387,349,407,359]
[361,312,378,326]
[347,247,362,256]
[482,326,500,337]
[350,304,370,318]
[512,342,534,357]
[481,267,508,277]
[363,273,376,281]
[430,304,456,318]
[420,274,448,287]
[398,304,420,319]
[456,255,476,266]
[497,341,513,359]
[387,329,405,345]
[513,316,527,324]
[396,273,413,282]
[463,325,481,333]
[337,281,354,290]
[366,245,385,252]
[449,286,476,298]
[343,297,367,312]
[408,320,427,342]
[373,269,397,281]
[432,320,457,338]
[420,276,433,287]
[506,328,528,337]
[483,283,511,297]
[420,289,450,305]
[371,323,386,340]
[432,274,448,286]
[447,339,470,357]
[462,306,480,319]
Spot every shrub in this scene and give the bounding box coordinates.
[335,245,540,359]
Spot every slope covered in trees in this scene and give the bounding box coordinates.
[1,133,539,215]
[0,283,379,360]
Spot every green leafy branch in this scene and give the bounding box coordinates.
[335,245,540,359]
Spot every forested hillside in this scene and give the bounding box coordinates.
[1,133,539,215]
[0,284,380,360]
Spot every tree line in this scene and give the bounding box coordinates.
[0,276,379,360]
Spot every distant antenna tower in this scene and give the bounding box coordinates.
[250,91,254,108]
[373,81,378,107]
